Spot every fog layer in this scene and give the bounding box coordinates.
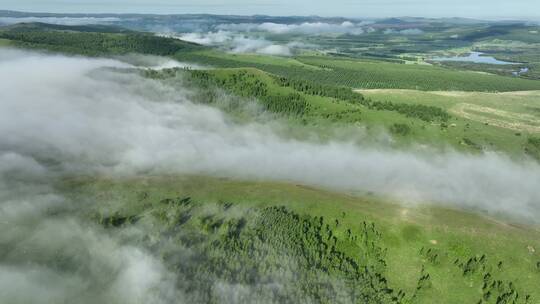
[216,21,368,35]
[173,31,296,56]
[1,48,540,221]
[2,46,540,304]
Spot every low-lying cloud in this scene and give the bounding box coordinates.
[384,28,425,35]
[174,31,294,55]
[173,21,375,55]
[0,49,182,304]
[1,48,540,221]
[2,47,540,303]
[216,21,369,35]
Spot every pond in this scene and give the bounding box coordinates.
[431,51,520,65]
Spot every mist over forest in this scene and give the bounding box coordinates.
[1,8,540,304]
[2,49,540,221]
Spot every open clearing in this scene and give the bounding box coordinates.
[357,89,540,133]
[451,103,540,133]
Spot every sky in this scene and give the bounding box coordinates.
[1,0,539,19]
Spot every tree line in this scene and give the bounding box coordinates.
[273,74,450,123]
[0,27,201,56]
[187,70,310,116]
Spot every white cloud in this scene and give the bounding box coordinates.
[400,28,424,35]
[174,31,293,56]
[384,28,425,35]
[172,21,372,55]
[2,48,540,303]
[176,31,231,45]
[0,218,180,304]
[256,44,292,56]
[1,48,540,222]
[217,21,367,35]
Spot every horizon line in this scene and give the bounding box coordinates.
[1,9,539,22]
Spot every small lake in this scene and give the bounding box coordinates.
[432,52,519,65]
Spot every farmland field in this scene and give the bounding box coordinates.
[174,50,540,92]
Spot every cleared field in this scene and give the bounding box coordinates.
[355,89,540,160]
[358,89,540,133]
[451,103,540,133]
[0,38,12,47]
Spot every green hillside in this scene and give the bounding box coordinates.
[2,23,540,92]
[3,22,540,304]
[175,51,540,92]
[0,22,203,56]
[63,175,540,304]
[145,67,539,159]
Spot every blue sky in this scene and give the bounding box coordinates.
[2,0,539,19]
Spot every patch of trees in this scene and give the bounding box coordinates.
[0,29,201,56]
[527,137,540,149]
[145,63,452,123]
[390,123,411,136]
[97,194,539,304]
[419,247,440,265]
[462,137,483,150]
[369,101,450,122]
[146,65,451,123]
[415,266,432,291]
[101,197,401,303]
[274,76,366,105]
[525,136,540,160]
[187,70,310,116]
[273,75,450,123]
[319,109,363,122]
[452,255,532,304]
[99,212,140,228]
[142,67,180,79]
